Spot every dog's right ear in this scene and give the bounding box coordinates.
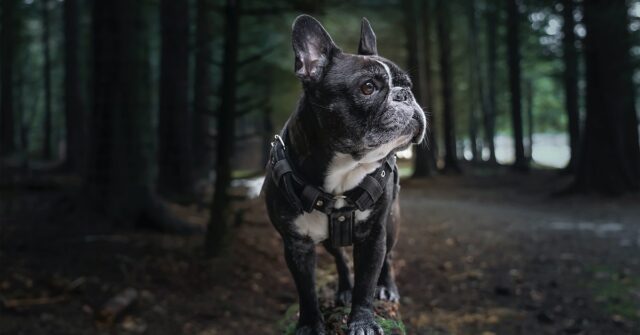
[358,17,377,56]
[292,15,339,83]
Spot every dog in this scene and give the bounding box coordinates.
[263,15,426,335]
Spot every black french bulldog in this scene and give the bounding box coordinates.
[263,15,426,335]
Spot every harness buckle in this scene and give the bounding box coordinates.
[271,134,285,148]
[329,206,355,247]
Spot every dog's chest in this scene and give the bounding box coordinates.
[292,153,378,243]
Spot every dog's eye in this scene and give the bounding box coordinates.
[360,81,376,95]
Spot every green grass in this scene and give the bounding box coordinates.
[231,169,263,179]
[278,304,299,335]
[278,303,406,335]
[586,265,640,322]
[376,316,406,334]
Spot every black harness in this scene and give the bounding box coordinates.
[269,133,399,247]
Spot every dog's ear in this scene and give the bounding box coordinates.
[358,17,377,56]
[292,15,339,83]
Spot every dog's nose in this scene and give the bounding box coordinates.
[392,88,409,102]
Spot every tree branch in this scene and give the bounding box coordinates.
[207,131,263,141]
[238,45,278,67]
[237,98,268,117]
[240,7,292,16]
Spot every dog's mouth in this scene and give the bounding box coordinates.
[410,109,427,144]
[373,111,424,155]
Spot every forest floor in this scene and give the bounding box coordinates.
[1,168,640,335]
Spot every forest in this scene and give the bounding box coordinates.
[1,0,639,334]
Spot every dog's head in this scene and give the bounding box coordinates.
[292,15,426,162]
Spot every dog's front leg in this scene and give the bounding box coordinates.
[348,223,386,335]
[284,239,325,335]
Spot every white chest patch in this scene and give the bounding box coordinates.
[292,136,410,243]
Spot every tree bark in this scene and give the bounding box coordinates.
[436,0,460,173]
[402,0,432,177]
[484,1,498,163]
[157,0,193,199]
[506,0,527,171]
[87,0,189,231]
[402,0,422,103]
[63,0,83,172]
[261,68,274,168]
[561,0,580,173]
[193,0,214,180]
[42,0,53,160]
[206,0,240,256]
[467,0,485,162]
[413,0,438,177]
[525,79,534,160]
[574,0,640,194]
[0,0,17,157]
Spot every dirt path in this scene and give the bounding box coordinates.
[1,171,639,335]
[395,173,640,334]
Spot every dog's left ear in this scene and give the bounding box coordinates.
[358,17,377,56]
[292,15,339,83]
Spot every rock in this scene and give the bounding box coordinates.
[563,326,582,334]
[494,286,511,296]
[536,311,554,324]
[278,269,406,335]
[278,301,405,335]
[98,288,138,324]
[121,316,147,333]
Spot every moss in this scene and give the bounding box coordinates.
[278,299,406,335]
[585,265,640,322]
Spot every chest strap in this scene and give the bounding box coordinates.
[269,134,398,247]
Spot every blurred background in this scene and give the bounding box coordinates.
[1,0,639,334]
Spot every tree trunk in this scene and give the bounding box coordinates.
[467,76,479,162]
[262,105,274,167]
[205,0,240,256]
[279,268,405,334]
[261,68,274,168]
[467,0,483,162]
[87,0,188,231]
[436,0,460,173]
[562,0,580,173]
[413,0,438,177]
[525,79,534,161]
[484,1,498,163]
[402,0,431,177]
[574,0,640,194]
[63,0,83,172]
[402,0,422,103]
[157,0,193,199]
[0,0,17,157]
[506,0,527,171]
[42,0,53,160]
[193,0,214,180]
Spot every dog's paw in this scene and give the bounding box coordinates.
[295,322,326,335]
[335,289,352,306]
[375,285,399,303]
[348,317,384,335]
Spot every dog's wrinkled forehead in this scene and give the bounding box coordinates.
[370,57,412,89]
[327,54,412,90]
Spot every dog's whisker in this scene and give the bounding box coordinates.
[310,101,331,110]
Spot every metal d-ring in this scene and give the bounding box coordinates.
[271,134,285,148]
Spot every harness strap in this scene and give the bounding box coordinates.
[268,132,400,246]
[301,185,324,213]
[270,136,304,214]
[344,155,396,211]
[272,160,293,186]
